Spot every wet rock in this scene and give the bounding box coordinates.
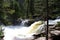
[55,27,60,30]
[35,37,46,40]
[25,21,34,26]
[52,35,60,40]
[51,30,60,35]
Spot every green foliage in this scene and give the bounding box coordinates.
[0,26,3,37]
[2,2,10,8]
[8,9,15,14]
[0,31,3,36]
[24,0,60,20]
[0,0,60,25]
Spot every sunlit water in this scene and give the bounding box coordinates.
[2,19,45,40]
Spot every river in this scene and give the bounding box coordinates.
[2,19,45,40]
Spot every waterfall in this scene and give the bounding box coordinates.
[2,20,45,40]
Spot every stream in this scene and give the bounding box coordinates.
[2,19,45,40]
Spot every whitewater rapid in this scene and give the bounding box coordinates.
[3,26,29,40]
[2,19,30,40]
[2,20,45,40]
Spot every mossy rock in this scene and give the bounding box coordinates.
[0,31,4,38]
[56,22,60,27]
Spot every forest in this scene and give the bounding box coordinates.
[0,0,60,40]
[0,0,60,25]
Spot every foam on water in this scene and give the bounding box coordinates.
[2,20,45,40]
[2,19,29,40]
[3,26,29,40]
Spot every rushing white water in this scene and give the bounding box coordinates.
[20,19,29,26]
[2,20,45,40]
